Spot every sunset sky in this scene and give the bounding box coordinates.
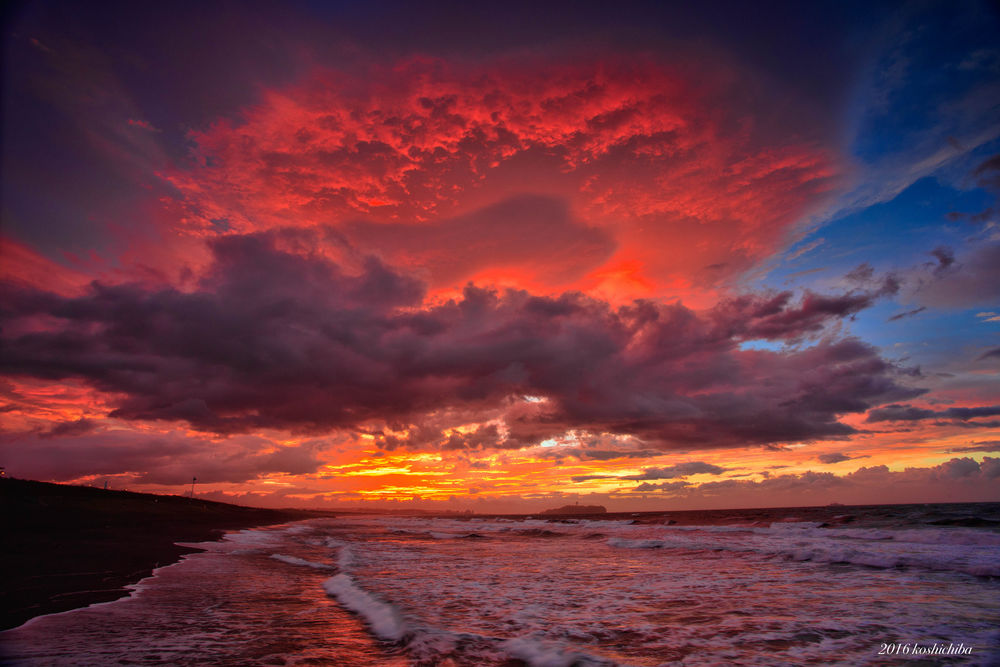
[1,0,998,511]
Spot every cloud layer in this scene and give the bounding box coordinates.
[1,230,923,452]
[627,457,1000,508]
[161,58,838,296]
[0,429,325,485]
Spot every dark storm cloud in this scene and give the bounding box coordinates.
[441,424,502,451]
[633,480,692,492]
[866,404,1000,422]
[713,278,898,343]
[571,461,726,483]
[817,452,868,464]
[1,231,922,450]
[38,418,98,439]
[947,441,1000,453]
[623,462,727,479]
[544,448,664,462]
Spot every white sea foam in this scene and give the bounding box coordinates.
[384,515,1000,578]
[606,537,664,549]
[223,528,287,547]
[674,522,1000,546]
[269,553,334,570]
[14,513,993,666]
[502,636,613,667]
[336,544,353,571]
[880,527,1000,546]
[323,574,407,642]
[767,520,825,530]
[774,541,1000,576]
[647,523,1000,577]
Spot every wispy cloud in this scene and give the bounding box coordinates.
[888,306,926,322]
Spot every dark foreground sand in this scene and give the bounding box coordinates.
[1,478,333,630]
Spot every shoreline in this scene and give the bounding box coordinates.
[1,478,333,631]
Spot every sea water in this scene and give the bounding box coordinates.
[2,504,999,666]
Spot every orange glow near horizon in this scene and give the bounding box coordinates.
[45,421,993,511]
[2,50,997,512]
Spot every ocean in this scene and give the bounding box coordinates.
[2,503,999,666]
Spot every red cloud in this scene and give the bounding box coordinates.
[0,239,92,296]
[163,57,839,299]
[127,118,160,132]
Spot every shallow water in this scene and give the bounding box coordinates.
[3,505,999,666]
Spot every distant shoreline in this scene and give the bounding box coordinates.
[5,478,997,631]
[0,478,333,631]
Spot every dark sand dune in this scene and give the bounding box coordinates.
[0,478,332,630]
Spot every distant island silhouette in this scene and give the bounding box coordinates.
[541,504,607,515]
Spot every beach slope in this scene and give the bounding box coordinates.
[1,477,330,630]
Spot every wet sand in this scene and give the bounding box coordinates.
[0,478,332,630]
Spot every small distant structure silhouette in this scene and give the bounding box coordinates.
[190,476,197,498]
[541,504,607,515]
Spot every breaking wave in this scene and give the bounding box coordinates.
[269,553,334,570]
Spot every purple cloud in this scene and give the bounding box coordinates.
[39,418,98,439]
[947,441,1000,453]
[867,404,1000,422]
[911,242,1000,308]
[624,462,727,479]
[817,452,860,464]
[1,230,924,451]
[0,429,326,484]
[978,347,1000,361]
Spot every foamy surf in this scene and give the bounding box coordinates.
[597,520,1000,578]
[502,636,619,667]
[322,546,619,665]
[4,505,998,666]
[323,573,408,642]
[270,553,335,569]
